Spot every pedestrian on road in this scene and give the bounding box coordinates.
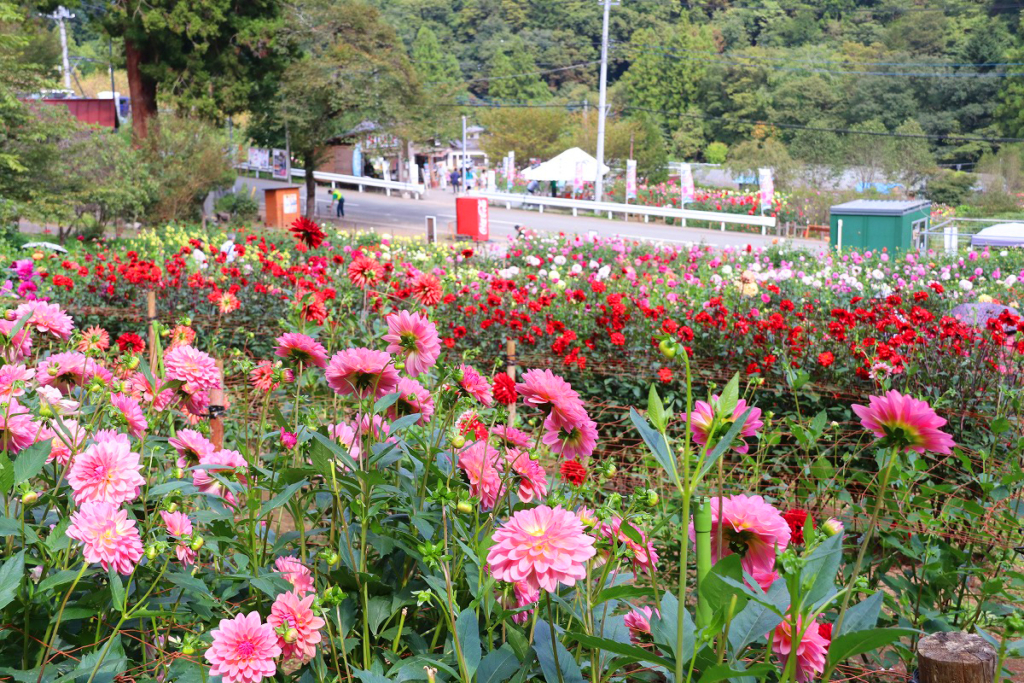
[332,188,345,217]
[526,179,539,195]
[450,170,461,194]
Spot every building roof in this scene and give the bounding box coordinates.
[830,199,931,216]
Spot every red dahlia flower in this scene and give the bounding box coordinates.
[559,459,587,486]
[289,217,326,249]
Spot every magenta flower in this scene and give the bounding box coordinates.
[193,449,247,504]
[67,501,144,574]
[500,581,539,625]
[505,449,548,503]
[852,390,955,454]
[37,352,110,393]
[169,429,216,468]
[160,510,197,565]
[110,393,147,438]
[382,310,441,377]
[0,399,39,453]
[487,505,597,592]
[0,364,34,398]
[690,494,790,576]
[772,615,830,683]
[600,517,659,572]
[274,333,328,369]
[624,607,658,645]
[459,364,493,406]
[490,424,532,449]
[47,418,86,466]
[205,612,281,683]
[274,556,314,595]
[689,396,763,454]
[325,348,399,399]
[541,411,598,460]
[164,345,221,394]
[389,377,434,425]
[68,438,145,505]
[516,369,586,425]
[458,440,504,509]
[268,590,325,663]
[9,301,74,340]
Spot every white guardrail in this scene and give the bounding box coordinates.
[237,164,426,198]
[469,190,777,232]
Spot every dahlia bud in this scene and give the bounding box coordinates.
[646,490,659,507]
[395,361,406,371]
[283,628,299,644]
[190,536,205,551]
[319,549,339,566]
[145,545,158,560]
[166,502,179,513]
[21,490,38,505]
[608,493,622,509]
[822,518,844,537]
[603,462,617,478]
[38,403,53,418]
[128,356,140,370]
[425,667,437,683]
[174,467,185,479]
[181,645,196,655]
[452,435,466,449]
[456,500,473,515]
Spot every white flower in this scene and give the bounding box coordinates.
[588,260,599,269]
[940,271,951,281]
[959,279,973,291]
[191,249,208,269]
[721,265,733,276]
[710,274,723,286]
[1000,250,1009,257]
[778,268,793,280]
[871,269,884,280]
[553,255,567,266]
[1004,274,1017,287]
[597,265,611,280]
[549,270,561,282]
[526,255,541,267]
[751,262,762,272]
[571,264,583,274]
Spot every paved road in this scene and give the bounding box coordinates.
[231,174,821,251]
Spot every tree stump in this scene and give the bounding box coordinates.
[918,631,997,683]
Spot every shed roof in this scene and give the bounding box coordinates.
[830,199,931,216]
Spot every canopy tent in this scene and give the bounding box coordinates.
[521,147,609,183]
[970,223,1024,247]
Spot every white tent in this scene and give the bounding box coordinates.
[521,147,609,183]
[971,223,1024,248]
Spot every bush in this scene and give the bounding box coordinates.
[705,140,728,164]
[925,170,977,206]
[215,190,260,221]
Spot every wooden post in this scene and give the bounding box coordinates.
[918,632,997,683]
[146,291,157,369]
[506,340,516,424]
[209,359,225,450]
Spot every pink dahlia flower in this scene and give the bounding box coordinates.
[194,449,247,504]
[389,377,434,425]
[68,438,145,505]
[624,607,658,645]
[164,345,221,394]
[327,422,362,464]
[0,364,33,399]
[541,411,598,460]
[274,333,328,369]
[205,612,281,683]
[78,325,110,353]
[47,418,86,466]
[600,517,660,572]
[457,440,504,510]
[487,505,597,592]
[772,615,830,683]
[505,449,548,503]
[93,429,129,446]
[128,372,176,411]
[160,510,197,565]
[691,494,790,576]
[382,310,441,377]
[110,393,147,438]
[9,301,74,340]
[325,348,399,399]
[274,556,314,595]
[67,501,144,574]
[0,399,39,453]
[516,369,586,425]
[852,390,955,455]
[169,429,216,468]
[490,425,532,449]
[38,352,110,393]
[500,581,539,625]
[36,385,79,416]
[459,364,493,407]
[689,396,763,454]
[268,590,326,663]
[0,317,33,360]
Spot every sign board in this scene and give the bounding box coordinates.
[271,149,289,180]
[352,144,362,177]
[478,197,489,239]
[626,159,637,200]
[283,193,298,215]
[248,147,270,171]
[679,163,695,204]
[486,170,497,192]
[573,160,585,193]
[409,159,419,186]
[758,168,774,212]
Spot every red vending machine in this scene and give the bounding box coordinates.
[455,197,490,242]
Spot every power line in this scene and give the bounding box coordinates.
[677,0,1024,13]
[435,61,600,85]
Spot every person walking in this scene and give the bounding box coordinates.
[332,188,345,217]
[449,169,461,194]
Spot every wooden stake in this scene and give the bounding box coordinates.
[918,632,997,683]
[146,291,157,369]
[506,339,516,424]
[210,359,225,450]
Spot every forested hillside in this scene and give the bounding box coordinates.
[373,0,1024,171]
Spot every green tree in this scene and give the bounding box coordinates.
[996,45,1024,138]
[143,117,232,223]
[788,120,845,188]
[726,134,797,189]
[248,0,417,218]
[844,119,891,188]
[571,111,667,181]
[488,38,549,101]
[411,25,461,87]
[479,106,567,163]
[705,142,728,165]
[884,118,936,191]
[96,0,285,139]
[622,21,714,132]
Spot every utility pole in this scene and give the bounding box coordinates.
[594,0,613,203]
[48,6,75,91]
[462,115,468,192]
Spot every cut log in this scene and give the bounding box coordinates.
[918,631,997,683]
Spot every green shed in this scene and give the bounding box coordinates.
[829,199,931,252]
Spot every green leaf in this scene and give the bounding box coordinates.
[310,431,359,475]
[456,608,482,678]
[0,454,13,494]
[718,373,740,416]
[250,575,292,599]
[825,628,917,668]
[534,620,584,683]
[374,392,400,413]
[13,440,51,486]
[0,551,25,610]
[351,670,391,683]
[257,480,306,520]
[564,632,675,669]
[368,596,392,635]
[506,626,531,661]
[698,662,774,683]
[728,597,783,656]
[594,585,653,605]
[800,533,843,608]
[699,554,747,616]
[37,568,79,594]
[388,413,420,434]
[647,384,667,433]
[837,591,883,637]
[650,591,696,663]
[166,571,212,599]
[697,407,753,480]
[630,407,677,483]
[477,644,520,683]
[992,417,1011,434]
[107,567,125,614]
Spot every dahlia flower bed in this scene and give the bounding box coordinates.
[0,219,1022,683]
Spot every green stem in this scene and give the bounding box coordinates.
[545,593,565,683]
